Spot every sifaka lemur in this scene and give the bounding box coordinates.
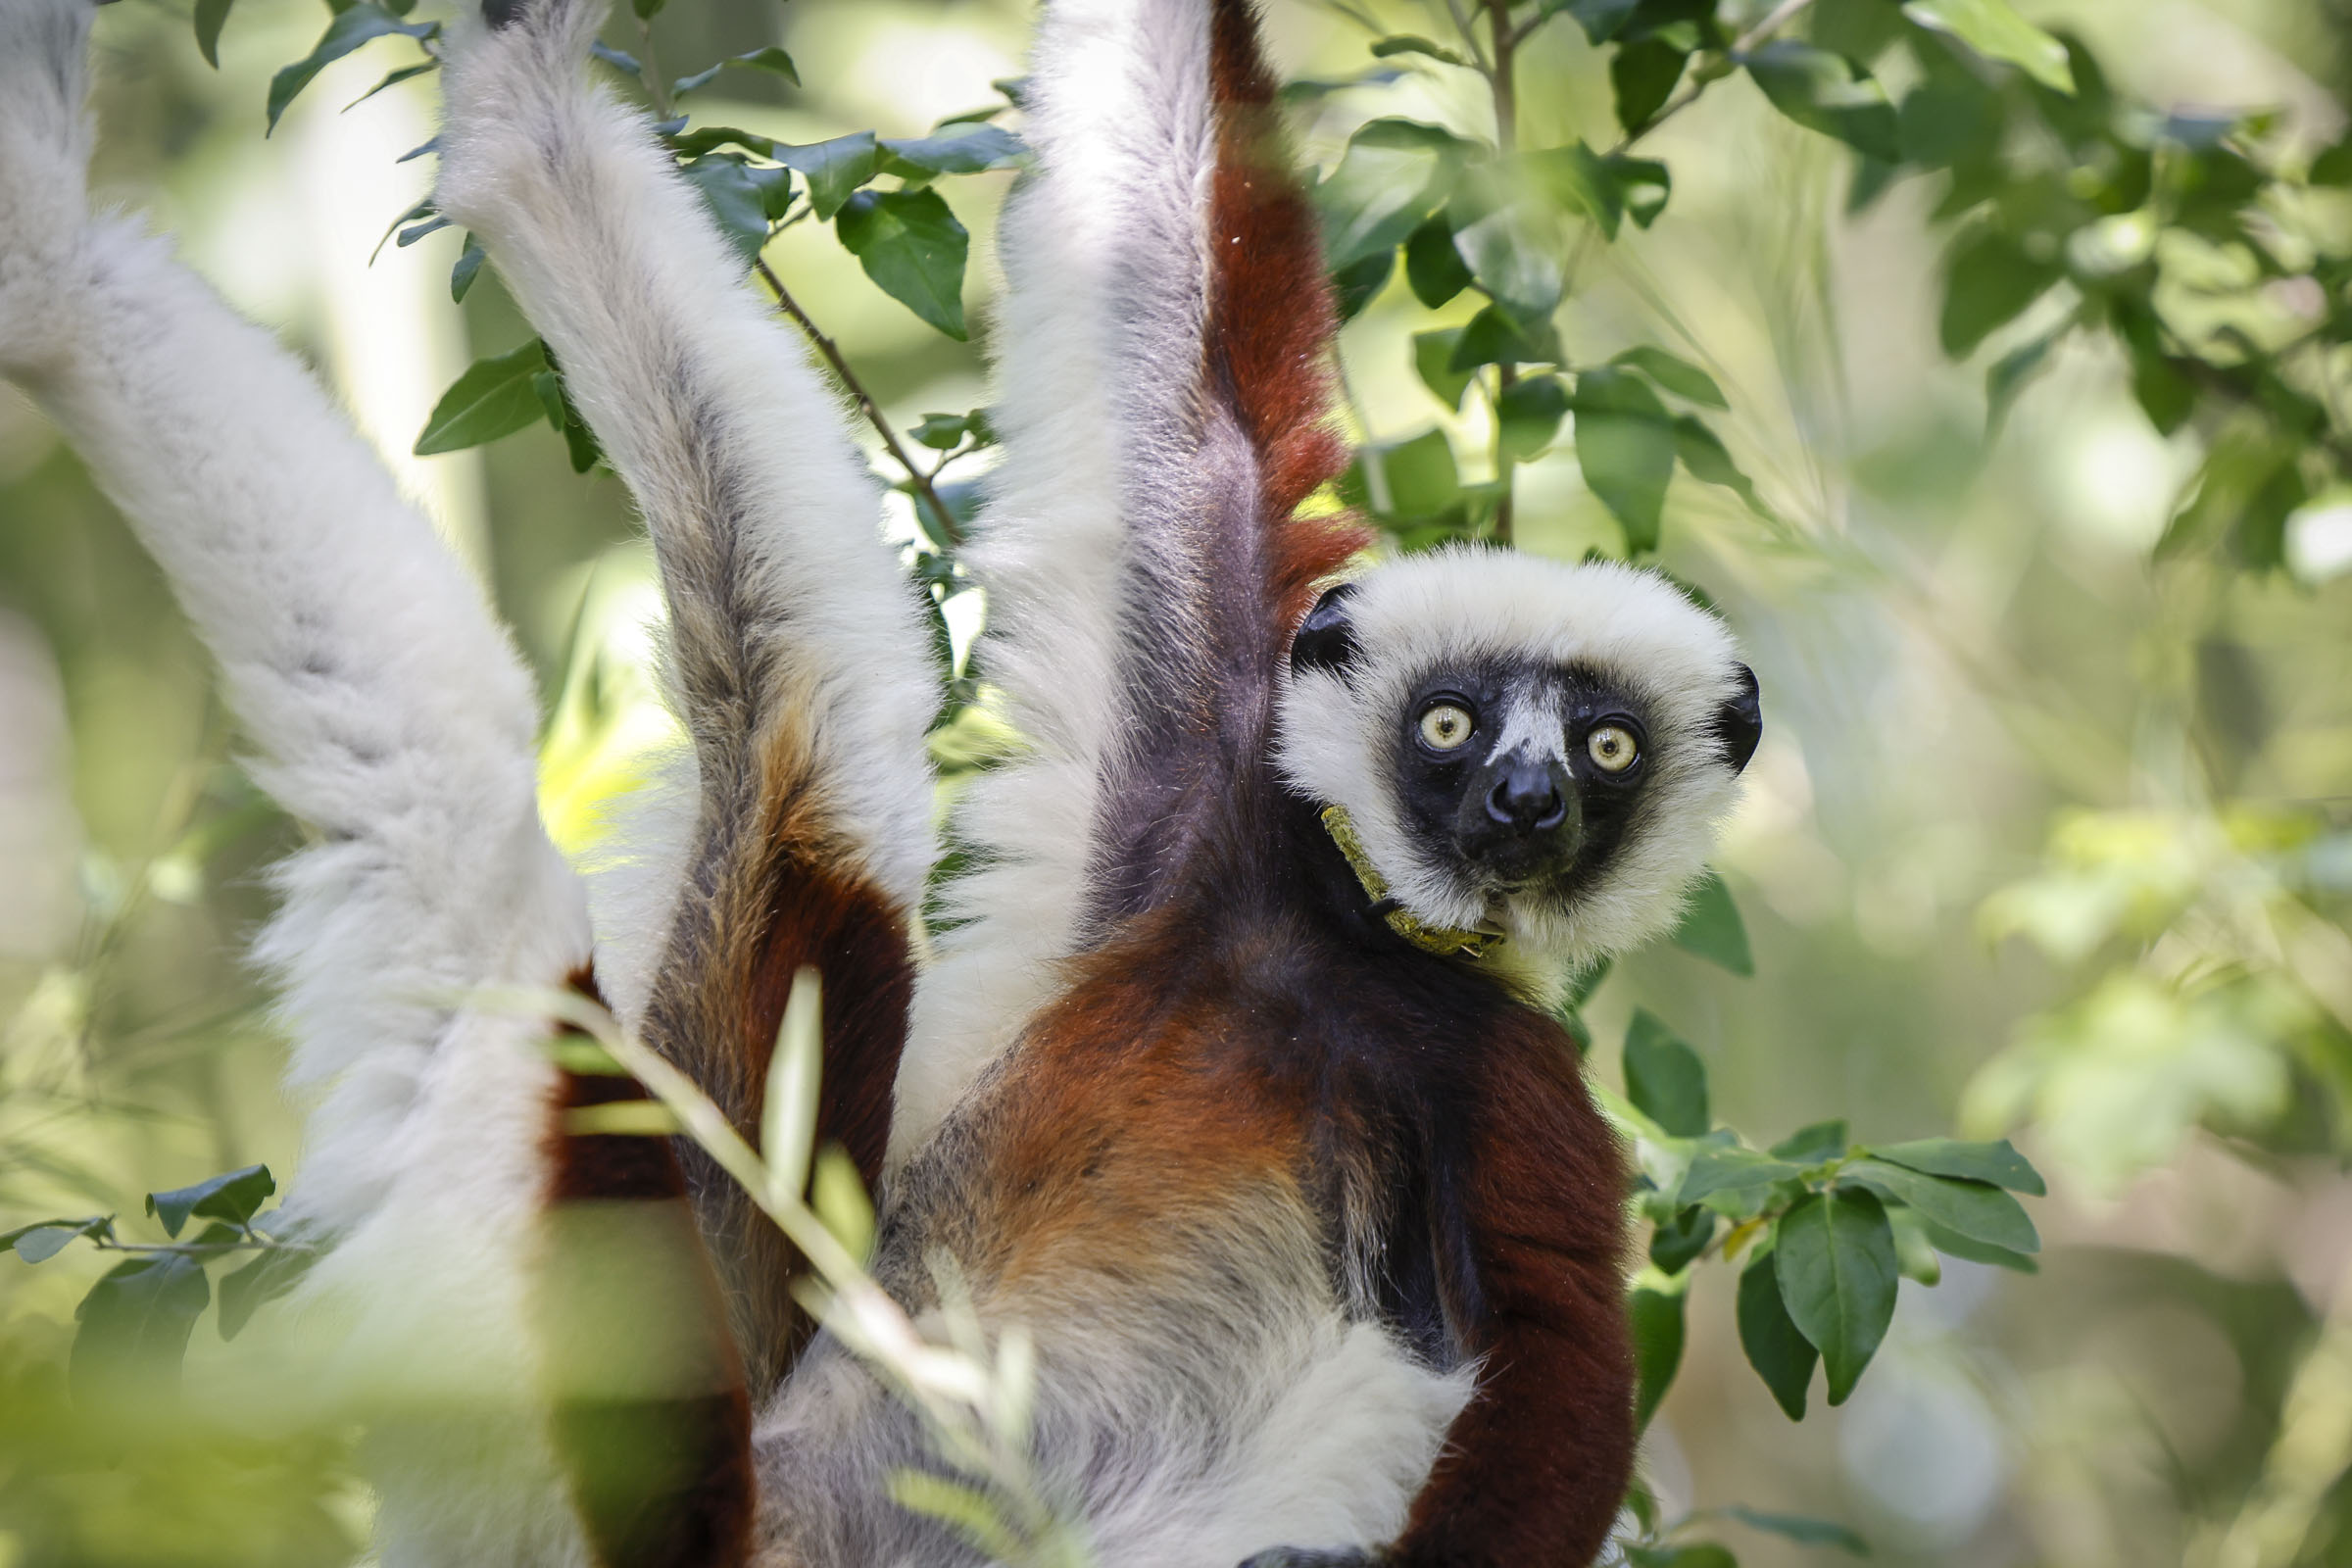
[0,0,1761,1561]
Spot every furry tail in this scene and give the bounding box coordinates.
[433,0,936,1398]
[900,0,1366,1159]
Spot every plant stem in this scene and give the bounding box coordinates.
[753,255,963,546]
[1483,0,1519,545]
[637,16,672,119]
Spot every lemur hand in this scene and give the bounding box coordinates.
[0,0,97,379]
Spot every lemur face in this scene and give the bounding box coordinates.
[1278,549,1762,978]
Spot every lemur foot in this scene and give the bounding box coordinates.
[1238,1549,1387,1568]
[0,0,97,377]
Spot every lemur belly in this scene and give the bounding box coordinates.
[752,985,1479,1567]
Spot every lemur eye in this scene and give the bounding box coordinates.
[1418,703,1475,752]
[1587,724,1640,773]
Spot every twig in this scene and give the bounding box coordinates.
[1482,0,1518,544]
[636,16,672,120]
[754,256,964,546]
[1603,0,1818,156]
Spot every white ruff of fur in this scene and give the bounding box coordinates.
[897,0,1221,1167]
[1276,549,1749,991]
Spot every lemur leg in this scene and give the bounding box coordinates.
[433,0,939,1397]
[0,6,746,1562]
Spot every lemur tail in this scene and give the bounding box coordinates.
[899,0,1369,1159]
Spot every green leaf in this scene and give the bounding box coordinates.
[668,124,778,159]
[1774,1188,1899,1404]
[679,156,786,264]
[71,1253,211,1402]
[266,3,433,135]
[631,0,663,20]
[415,339,553,456]
[1917,1215,2038,1273]
[1869,1137,2045,1195]
[1742,42,1899,164]
[879,122,1028,175]
[1628,1547,1738,1568]
[835,187,970,340]
[1841,1159,2039,1253]
[1330,248,1396,322]
[1451,196,1565,324]
[2311,135,2352,186]
[531,370,603,474]
[346,59,436,112]
[1938,225,2061,357]
[776,132,880,220]
[1902,0,2074,93]
[1613,346,1728,410]
[1496,374,1570,466]
[1313,119,1466,269]
[671,45,800,99]
[1680,1147,1803,1205]
[1672,416,1767,514]
[146,1164,274,1240]
[1738,1246,1817,1419]
[1985,324,2066,433]
[451,233,487,303]
[1888,1201,1944,1286]
[1560,0,1641,44]
[1724,1504,1870,1555]
[1360,428,1461,520]
[1649,1204,1715,1274]
[214,1244,313,1342]
[1370,34,1467,66]
[1448,303,1561,370]
[1624,1007,1708,1136]
[1572,367,1677,552]
[910,411,993,450]
[2,1216,109,1264]
[1414,329,1475,411]
[1770,1119,1849,1164]
[1669,866,1751,973]
[1404,216,1474,308]
[1630,1284,1685,1433]
[811,1147,875,1264]
[195,0,234,69]
[1528,141,1627,239]
[1612,38,1688,135]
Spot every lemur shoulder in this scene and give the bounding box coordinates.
[0,0,1761,1563]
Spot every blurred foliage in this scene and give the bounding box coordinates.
[3,0,2352,1564]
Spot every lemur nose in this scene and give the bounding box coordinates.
[1487,761,1567,834]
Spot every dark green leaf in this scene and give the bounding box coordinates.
[451,233,487,303]
[1649,1205,1716,1274]
[1624,1007,1708,1136]
[1451,196,1564,323]
[1572,368,1676,551]
[1669,865,1751,972]
[1447,303,1562,370]
[415,339,553,456]
[1903,0,2074,93]
[1775,1188,1899,1404]
[1630,1285,1685,1433]
[396,215,450,247]
[71,1253,211,1403]
[590,41,641,78]
[1938,226,2061,357]
[672,45,800,99]
[1330,249,1395,321]
[1414,329,1475,410]
[679,156,785,264]
[1679,1147,1803,1205]
[1361,429,1461,520]
[1869,1137,2045,1195]
[195,0,234,69]
[1917,1216,2038,1272]
[146,1164,274,1240]
[219,1245,320,1341]
[2,1216,109,1264]
[1742,42,1899,164]
[1986,324,2065,433]
[1841,1159,2039,1253]
[266,3,433,135]
[1612,38,1688,135]
[911,412,981,450]
[880,123,1028,175]
[777,132,881,220]
[1560,0,1641,44]
[1672,416,1767,514]
[1724,1504,1870,1555]
[1497,374,1570,465]
[2129,344,2196,436]
[836,187,970,340]
[1313,119,1467,269]
[631,0,663,21]
[346,60,436,111]
[1739,1246,1816,1419]
[1770,1119,1850,1164]
[1528,141,1625,239]
[2312,136,2352,186]
[1369,34,1467,66]
[1404,217,1474,308]
[1613,345,1728,410]
[1628,1548,1738,1568]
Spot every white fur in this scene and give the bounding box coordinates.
[1278,550,1748,987]
[0,4,594,1557]
[897,0,1220,1166]
[434,0,938,916]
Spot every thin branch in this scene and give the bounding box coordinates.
[636,16,673,120]
[753,256,963,546]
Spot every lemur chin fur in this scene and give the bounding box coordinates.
[0,0,1762,1561]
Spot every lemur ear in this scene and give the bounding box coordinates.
[1290,581,1360,676]
[1712,662,1762,774]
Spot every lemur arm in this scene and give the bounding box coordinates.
[433,0,938,1395]
[0,6,748,1562]
[900,0,1368,1160]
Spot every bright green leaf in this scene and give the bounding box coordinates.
[776,132,881,220]
[836,187,970,340]
[1743,42,1900,164]
[1614,345,1729,410]
[1842,1159,2040,1253]
[415,339,553,456]
[1631,1284,1685,1433]
[1739,1245,1817,1419]
[1889,1202,1944,1285]
[1902,0,2074,94]
[1625,1007,1708,1136]
[146,1164,274,1240]
[1871,1137,2045,1195]
[1775,1188,1899,1404]
[1670,866,1752,972]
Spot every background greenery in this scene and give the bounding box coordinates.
[1,0,2349,1563]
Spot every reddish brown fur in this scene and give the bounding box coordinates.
[539,967,756,1568]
